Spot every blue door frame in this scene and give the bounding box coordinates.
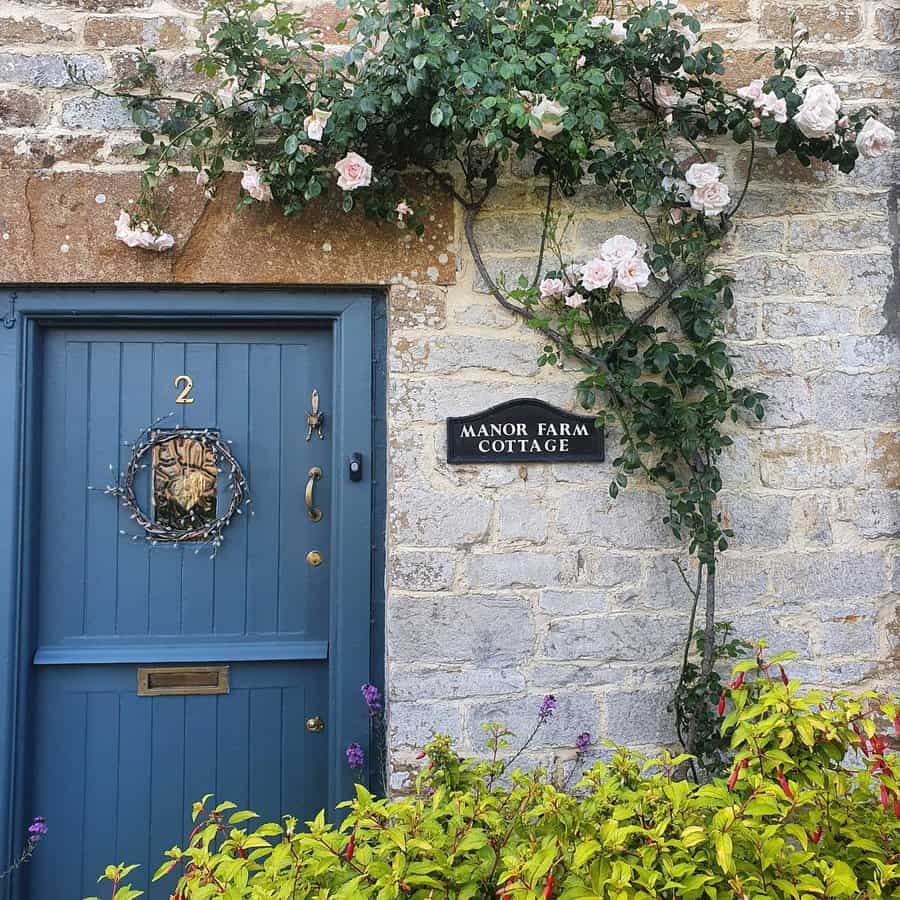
[0,288,386,896]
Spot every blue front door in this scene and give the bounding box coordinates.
[16,304,375,898]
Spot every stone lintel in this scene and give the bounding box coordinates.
[1,171,456,286]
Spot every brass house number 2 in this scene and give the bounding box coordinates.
[174,375,195,404]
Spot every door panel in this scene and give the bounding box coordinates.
[26,324,344,898]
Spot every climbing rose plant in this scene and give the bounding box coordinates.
[95,0,894,772]
[90,647,900,899]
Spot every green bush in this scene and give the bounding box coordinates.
[92,648,899,899]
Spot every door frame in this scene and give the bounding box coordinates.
[0,288,386,890]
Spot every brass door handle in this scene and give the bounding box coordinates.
[305,467,323,522]
[305,716,325,733]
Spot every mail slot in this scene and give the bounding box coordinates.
[137,665,229,696]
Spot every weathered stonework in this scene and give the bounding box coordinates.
[0,0,897,788]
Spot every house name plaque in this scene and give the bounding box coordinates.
[446,399,604,464]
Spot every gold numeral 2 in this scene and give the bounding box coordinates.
[174,374,195,404]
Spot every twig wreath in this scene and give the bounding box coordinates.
[101,419,251,554]
[75,0,895,775]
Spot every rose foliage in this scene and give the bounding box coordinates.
[107,0,892,568]
[90,647,899,899]
[99,0,895,771]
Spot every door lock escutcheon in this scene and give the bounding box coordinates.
[305,715,325,733]
[306,550,323,567]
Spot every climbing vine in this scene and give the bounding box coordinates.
[87,0,894,776]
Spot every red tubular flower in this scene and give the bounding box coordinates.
[871,734,886,756]
[731,672,745,690]
[894,798,900,819]
[810,826,822,844]
[728,762,741,792]
[894,711,900,738]
[237,847,247,859]
[779,665,788,685]
[880,784,889,811]
[345,833,355,862]
[717,691,726,717]
[543,872,555,899]
[776,770,793,799]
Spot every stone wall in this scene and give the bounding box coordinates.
[1,0,898,784]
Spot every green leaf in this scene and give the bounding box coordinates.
[430,105,444,126]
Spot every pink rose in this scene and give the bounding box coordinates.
[334,152,373,191]
[395,200,413,221]
[241,165,273,202]
[684,162,721,187]
[856,118,895,158]
[654,81,680,110]
[737,80,764,104]
[690,181,731,216]
[113,209,174,252]
[599,234,640,265]
[615,257,651,292]
[759,92,787,123]
[539,277,569,301]
[565,292,588,308]
[581,258,615,291]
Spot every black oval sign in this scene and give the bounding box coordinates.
[447,398,604,464]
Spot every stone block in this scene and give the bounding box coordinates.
[60,95,136,130]
[0,89,49,128]
[83,15,192,48]
[581,552,643,590]
[391,333,539,376]
[769,551,887,603]
[605,687,678,746]
[787,217,889,252]
[498,494,549,542]
[538,589,609,616]
[760,431,865,489]
[729,256,808,299]
[464,551,577,589]
[390,284,447,329]
[0,15,74,42]
[762,302,857,339]
[390,549,455,592]
[727,343,792,376]
[473,215,549,253]
[390,667,526,701]
[759,1,863,41]
[0,52,104,88]
[387,595,535,666]
[838,335,900,369]
[751,377,813,428]
[389,702,463,749]
[542,614,682,662]
[390,483,492,546]
[720,493,792,548]
[867,431,900,490]
[852,491,900,539]
[817,607,878,658]
[811,372,899,428]
[556,489,676,548]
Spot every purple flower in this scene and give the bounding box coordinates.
[27,817,47,843]
[345,742,365,770]
[575,732,591,753]
[538,694,557,723]
[360,683,383,716]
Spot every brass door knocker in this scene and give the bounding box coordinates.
[305,389,326,441]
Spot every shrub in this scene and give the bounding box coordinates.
[90,647,899,899]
